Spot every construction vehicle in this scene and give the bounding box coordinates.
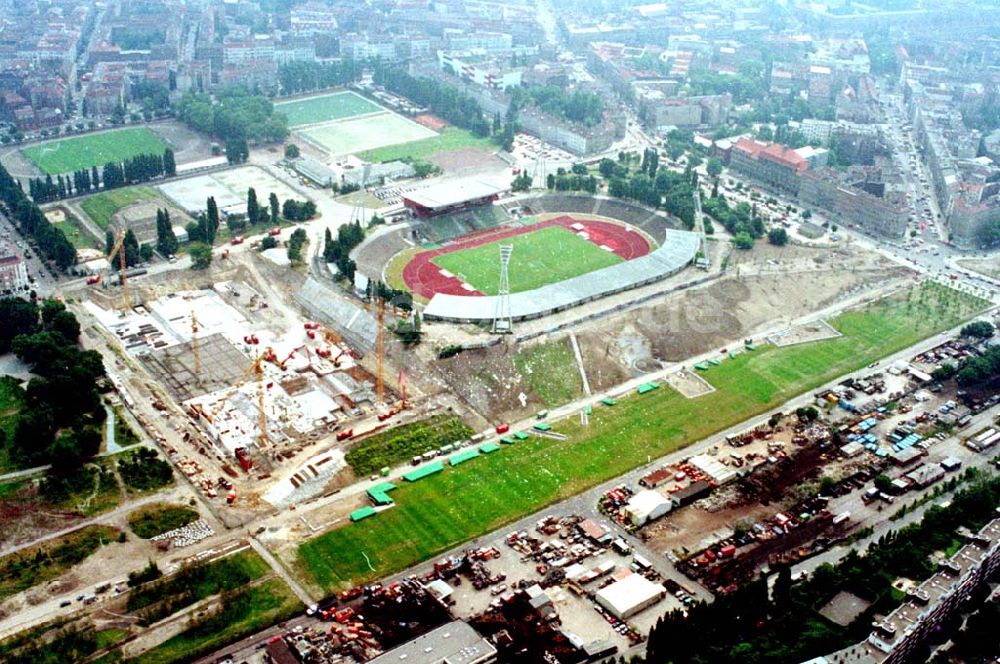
[231,235,245,245]
[269,227,282,236]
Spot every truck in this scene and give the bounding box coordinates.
[336,429,354,441]
[234,447,252,472]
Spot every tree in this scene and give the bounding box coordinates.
[510,173,532,192]
[246,187,260,225]
[155,208,178,256]
[733,231,754,250]
[225,137,249,164]
[287,228,308,263]
[123,229,141,267]
[259,236,278,251]
[767,227,788,246]
[706,157,723,178]
[269,192,279,226]
[205,196,219,243]
[162,148,176,176]
[961,321,994,339]
[546,173,556,190]
[139,243,154,262]
[0,297,39,352]
[874,474,893,494]
[284,143,300,159]
[189,242,212,269]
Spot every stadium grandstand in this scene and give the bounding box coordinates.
[423,229,700,323]
[402,178,507,218]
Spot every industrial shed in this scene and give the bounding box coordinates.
[595,573,666,619]
[688,454,738,484]
[625,490,672,527]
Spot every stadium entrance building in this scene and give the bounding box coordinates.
[402,178,506,218]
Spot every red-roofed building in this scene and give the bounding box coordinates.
[730,138,811,195]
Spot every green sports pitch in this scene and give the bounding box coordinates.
[22,127,169,175]
[432,226,623,295]
[275,91,383,127]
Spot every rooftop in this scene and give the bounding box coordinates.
[403,178,507,210]
[366,621,496,664]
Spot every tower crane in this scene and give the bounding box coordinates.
[190,310,201,379]
[88,228,131,309]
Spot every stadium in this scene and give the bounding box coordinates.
[355,185,702,325]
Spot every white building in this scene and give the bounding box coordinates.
[595,573,666,619]
[624,490,672,527]
[0,240,28,292]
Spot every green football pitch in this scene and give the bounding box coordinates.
[275,91,383,127]
[431,226,623,295]
[22,128,169,175]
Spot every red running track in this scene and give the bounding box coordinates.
[402,215,651,300]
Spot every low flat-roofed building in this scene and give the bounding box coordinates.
[366,621,496,664]
[594,572,666,619]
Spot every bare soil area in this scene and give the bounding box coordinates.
[664,370,716,398]
[430,148,506,175]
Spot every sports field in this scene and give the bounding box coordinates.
[294,282,987,591]
[22,127,168,175]
[79,185,164,230]
[433,226,622,295]
[359,127,495,163]
[275,91,382,128]
[402,215,651,299]
[299,112,436,156]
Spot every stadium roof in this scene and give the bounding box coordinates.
[424,229,700,322]
[403,177,506,211]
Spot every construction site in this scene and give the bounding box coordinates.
[72,226,413,515]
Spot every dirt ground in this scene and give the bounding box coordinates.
[664,370,715,398]
[642,502,775,559]
[769,320,841,347]
[577,246,905,370]
[429,148,507,175]
[429,342,543,422]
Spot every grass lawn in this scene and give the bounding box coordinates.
[295,282,987,592]
[432,226,623,295]
[276,91,382,127]
[515,340,584,408]
[359,127,494,162]
[345,416,473,477]
[0,525,119,601]
[127,503,200,539]
[79,186,164,230]
[130,579,302,664]
[0,376,24,473]
[22,128,168,175]
[48,209,100,251]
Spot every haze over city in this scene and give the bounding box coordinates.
[0,0,999,663]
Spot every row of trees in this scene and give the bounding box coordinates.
[0,298,107,469]
[546,171,598,193]
[28,149,176,203]
[277,60,364,95]
[372,65,493,138]
[282,198,317,221]
[0,163,76,268]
